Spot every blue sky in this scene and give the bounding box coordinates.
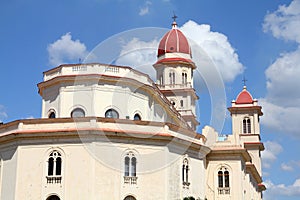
[1,0,300,199]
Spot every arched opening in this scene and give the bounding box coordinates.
[180,100,184,107]
[48,111,56,118]
[48,157,54,176]
[124,156,130,176]
[131,157,136,176]
[224,170,229,187]
[133,114,141,121]
[46,195,60,200]
[124,195,136,200]
[218,171,223,187]
[182,158,190,186]
[182,72,187,85]
[169,71,175,85]
[56,157,62,176]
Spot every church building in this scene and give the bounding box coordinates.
[0,19,265,200]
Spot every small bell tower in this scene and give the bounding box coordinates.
[228,86,264,175]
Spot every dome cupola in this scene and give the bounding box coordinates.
[235,86,254,104]
[155,18,194,67]
[157,21,191,57]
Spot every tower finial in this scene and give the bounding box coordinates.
[172,12,177,22]
[242,75,248,88]
[171,12,178,29]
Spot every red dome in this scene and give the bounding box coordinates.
[157,23,191,57]
[236,87,254,104]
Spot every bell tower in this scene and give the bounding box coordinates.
[153,17,199,131]
[228,86,264,175]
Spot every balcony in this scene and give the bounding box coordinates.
[218,187,230,195]
[157,82,192,90]
[124,176,137,184]
[46,175,62,184]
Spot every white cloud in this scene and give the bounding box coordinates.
[259,99,300,135]
[115,37,158,80]
[263,0,300,43]
[261,0,300,136]
[47,32,88,66]
[261,141,283,168]
[264,178,300,199]
[114,20,243,85]
[281,163,294,171]
[139,1,152,16]
[180,20,244,82]
[0,105,8,123]
[265,48,300,107]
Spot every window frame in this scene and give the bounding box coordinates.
[182,158,190,187]
[182,71,187,85]
[217,166,230,195]
[46,150,63,184]
[123,151,137,185]
[169,71,175,85]
[243,117,251,134]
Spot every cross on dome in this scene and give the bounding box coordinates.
[172,13,178,29]
[242,76,248,87]
[172,13,177,22]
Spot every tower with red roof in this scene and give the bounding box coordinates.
[228,86,265,185]
[153,18,199,131]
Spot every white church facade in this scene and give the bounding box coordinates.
[0,19,266,200]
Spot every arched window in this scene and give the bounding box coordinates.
[47,151,62,184]
[46,195,60,200]
[125,157,130,176]
[180,100,184,107]
[133,114,141,121]
[105,108,119,119]
[243,118,251,133]
[159,75,164,85]
[182,158,190,186]
[124,152,137,184]
[218,167,230,195]
[218,171,223,187]
[124,196,136,200]
[169,71,175,85]
[48,111,56,118]
[71,108,85,118]
[131,157,136,176]
[182,72,187,85]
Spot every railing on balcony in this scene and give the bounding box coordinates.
[105,66,120,73]
[124,176,138,184]
[72,65,87,72]
[157,82,192,90]
[218,187,230,195]
[46,176,62,184]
